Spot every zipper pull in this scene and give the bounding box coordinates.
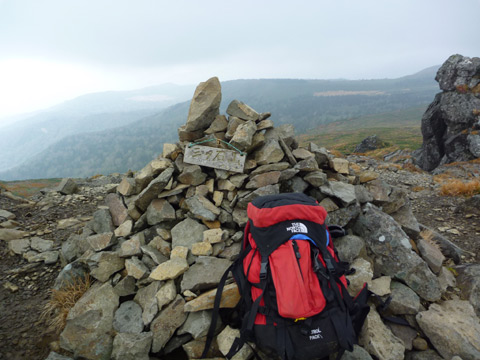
[292,240,301,259]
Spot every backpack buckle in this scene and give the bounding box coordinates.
[260,261,268,279]
[325,258,336,274]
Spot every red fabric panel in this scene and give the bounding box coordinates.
[269,240,326,318]
[247,203,327,228]
[244,246,260,284]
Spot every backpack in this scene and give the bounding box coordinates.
[202,193,370,360]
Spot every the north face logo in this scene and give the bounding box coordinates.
[286,222,308,233]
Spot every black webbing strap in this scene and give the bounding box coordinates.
[224,256,268,360]
[201,262,235,358]
[201,246,252,359]
[246,257,268,331]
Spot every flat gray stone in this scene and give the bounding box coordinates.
[354,203,442,302]
[245,171,281,189]
[304,170,327,187]
[45,352,74,360]
[117,177,137,196]
[113,276,136,297]
[254,139,285,165]
[359,307,405,360]
[92,208,114,234]
[171,217,207,249]
[60,282,119,360]
[113,300,144,333]
[55,178,78,195]
[416,300,480,360]
[204,115,228,134]
[105,193,128,227]
[456,264,480,317]
[0,228,28,241]
[178,310,214,339]
[185,195,220,221]
[125,256,149,280]
[320,181,357,206]
[134,167,174,212]
[178,164,207,186]
[389,281,421,315]
[294,157,319,172]
[134,281,161,326]
[87,232,116,252]
[8,238,30,254]
[146,199,176,225]
[111,332,152,360]
[0,209,16,220]
[226,100,260,121]
[340,345,373,360]
[230,120,257,151]
[417,238,445,274]
[88,251,125,282]
[181,256,232,293]
[334,235,366,264]
[151,295,187,352]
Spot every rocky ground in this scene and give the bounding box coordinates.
[0,159,479,360]
[0,176,121,360]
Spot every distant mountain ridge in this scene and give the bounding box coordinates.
[0,66,441,180]
[0,83,196,173]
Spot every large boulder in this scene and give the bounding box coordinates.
[60,282,119,360]
[354,135,386,153]
[416,300,480,360]
[414,54,480,171]
[353,203,442,301]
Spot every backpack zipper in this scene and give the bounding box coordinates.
[292,240,304,280]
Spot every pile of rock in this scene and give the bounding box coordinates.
[414,54,480,171]
[354,134,386,153]
[49,77,480,360]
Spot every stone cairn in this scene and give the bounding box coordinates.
[52,77,480,360]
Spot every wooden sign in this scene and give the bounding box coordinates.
[184,145,246,173]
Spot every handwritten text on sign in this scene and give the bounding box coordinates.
[184,145,245,173]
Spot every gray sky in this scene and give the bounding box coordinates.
[0,0,479,120]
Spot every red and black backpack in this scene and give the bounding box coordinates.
[203,193,370,360]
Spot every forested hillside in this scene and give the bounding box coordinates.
[0,67,440,180]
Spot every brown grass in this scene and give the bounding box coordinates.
[377,163,402,170]
[420,229,443,254]
[1,179,61,198]
[41,274,92,332]
[402,163,423,173]
[433,172,455,183]
[439,178,480,197]
[444,158,480,167]
[329,149,344,158]
[411,185,425,192]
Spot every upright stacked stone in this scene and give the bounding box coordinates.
[54,77,480,360]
